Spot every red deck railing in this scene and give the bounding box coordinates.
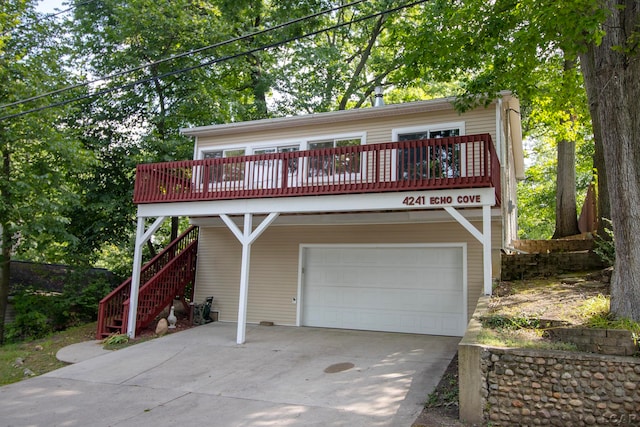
[133,134,501,206]
[96,226,199,339]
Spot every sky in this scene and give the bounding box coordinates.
[37,0,66,14]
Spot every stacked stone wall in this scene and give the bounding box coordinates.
[511,239,594,254]
[501,252,605,280]
[547,328,637,357]
[481,348,640,426]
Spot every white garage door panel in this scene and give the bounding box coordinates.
[302,246,465,336]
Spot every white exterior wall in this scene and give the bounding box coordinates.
[194,219,501,326]
[176,95,522,333]
[193,103,499,154]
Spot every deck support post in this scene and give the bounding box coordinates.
[444,205,493,296]
[220,212,280,344]
[482,205,492,295]
[127,216,167,338]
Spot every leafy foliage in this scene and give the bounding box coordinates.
[5,274,114,343]
[480,314,541,330]
[593,219,615,266]
[516,133,594,239]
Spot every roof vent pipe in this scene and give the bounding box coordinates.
[374,86,385,107]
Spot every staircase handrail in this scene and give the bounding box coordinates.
[122,239,198,335]
[96,225,199,339]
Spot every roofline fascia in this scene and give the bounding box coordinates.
[180,91,513,138]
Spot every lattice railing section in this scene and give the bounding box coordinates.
[96,226,198,339]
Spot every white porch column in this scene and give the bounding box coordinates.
[444,206,493,296]
[482,205,492,295]
[127,216,167,338]
[220,212,280,344]
[237,214,252,345]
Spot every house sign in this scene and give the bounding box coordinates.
[399,188,493,209]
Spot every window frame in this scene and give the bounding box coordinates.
[391,122,466,180]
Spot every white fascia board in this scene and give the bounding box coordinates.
[180,92,512,139]
[181,100,456,137]
[137,187,496,218]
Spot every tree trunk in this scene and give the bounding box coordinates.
[552,137,580,238]
[553,58,581,239]
[0,146,11,344]
[579,1,640,321]
[590,102,610,238]
[0,227,8,345]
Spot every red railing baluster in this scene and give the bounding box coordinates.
[132,134,501,205]
[96,226,199,339]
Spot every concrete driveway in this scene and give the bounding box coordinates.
[0,323,459,426]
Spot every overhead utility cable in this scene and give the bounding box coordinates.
[0,0,97,37]
[0,0,427,121]
[0,0,368,111]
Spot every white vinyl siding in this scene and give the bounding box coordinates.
[194,104,497,153]
[194,219,500,328]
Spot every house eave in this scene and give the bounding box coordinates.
[136,187,497,218]
[180,92,513,138]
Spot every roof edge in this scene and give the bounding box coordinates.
[181,92,512,138]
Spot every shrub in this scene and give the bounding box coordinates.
[594,218,615,266]
[59,273,114,327]
[6,269,115,342]
[5,311,51,343]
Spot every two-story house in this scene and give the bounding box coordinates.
[97,92,524,344]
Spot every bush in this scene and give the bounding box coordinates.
[59,274,114,327]
[594,218,615,266]
[5,270,115,343]
[5,311,51,343]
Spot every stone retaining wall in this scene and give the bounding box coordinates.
[459,297,640,426]
[511,239,595,254]
[482,349,640,426]
[547,328,638,357]
[501,252,605,280]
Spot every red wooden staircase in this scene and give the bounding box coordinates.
[96,226,199,339]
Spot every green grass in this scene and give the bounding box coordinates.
[477,329,578,351]
[1,322,167,386]
[0,322,97,386]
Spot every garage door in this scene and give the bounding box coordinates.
[301,245,466,336]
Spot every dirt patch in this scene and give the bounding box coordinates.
[488,271,610,324]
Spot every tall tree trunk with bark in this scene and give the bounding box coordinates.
[589,101,611,238]
[553,59,581,239]
[0,145,11,344]
[553,137,580,238]
[579,1,640,321]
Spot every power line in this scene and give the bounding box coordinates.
[0,0,96,38]
[0,0,426,121]
[0,0,368,111]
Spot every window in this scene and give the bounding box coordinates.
[202,148,246,182]
[253,145,299,173]
[307,138,361,176]
[395,124,463,180]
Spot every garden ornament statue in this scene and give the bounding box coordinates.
[167,306,177,329]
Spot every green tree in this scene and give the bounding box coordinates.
[0,0,90,343]
[405,0,640,321]
[404,0,600,239]
[579,1,640,320]
[271,0,430,113]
